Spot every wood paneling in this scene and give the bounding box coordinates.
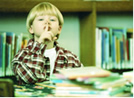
[80,2,96,66]
[96,1,133,12]
[0,0,132,12]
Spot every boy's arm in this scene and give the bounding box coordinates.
[58,48,84,68]
[68,55,84,67]
[12,41,50,84]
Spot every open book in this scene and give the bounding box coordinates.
[57,67,111,79]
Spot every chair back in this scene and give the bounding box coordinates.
[0,79,14,97]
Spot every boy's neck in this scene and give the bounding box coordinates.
[46,41,54,49]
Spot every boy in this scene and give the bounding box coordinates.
[12,2,83,84]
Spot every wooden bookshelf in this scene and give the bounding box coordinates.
[0,0,132,12]
[80,2,96,66]
[0,0,133,67]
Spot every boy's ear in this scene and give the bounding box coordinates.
[58,26,62,34]
[29,25,34,34]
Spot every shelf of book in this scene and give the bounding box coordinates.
[0,32,30,77]
[80,1,133,69]
[95,27,133,70]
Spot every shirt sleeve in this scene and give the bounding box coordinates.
[62,49,84,68]
[68,54,84,68]
[12,41,50,84]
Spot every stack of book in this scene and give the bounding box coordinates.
[95,27,133,70]
[51,67,132,97]
[14,83,55,97]
[0,31,29,77]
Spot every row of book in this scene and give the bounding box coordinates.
[95,27,133,70]
[0,31,30,77]
[52,67,132,97]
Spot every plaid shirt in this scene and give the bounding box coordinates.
[12,39,82,84]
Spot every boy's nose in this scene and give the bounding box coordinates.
[45,20,50,25]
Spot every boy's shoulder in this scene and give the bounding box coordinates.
[56,45,77,58]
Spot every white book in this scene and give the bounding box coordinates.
[95,28,102,68]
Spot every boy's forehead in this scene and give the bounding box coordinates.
[37,13,56,16]
[35,7,56,14]
[35,10,57,17]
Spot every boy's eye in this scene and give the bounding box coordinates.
[38,19,44,21]
[50,19,55,21]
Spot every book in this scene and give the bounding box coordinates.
[14,83,54,97]
[111,35,116,68]
[95,28,102,68]
[89,75,127,89]
[128,38,133,68]
[54,85,129,97]
[0,32,6,77]
[127,28,133,69]
[14,33,23,54]
[109,27,127,69]
[5,32,15,76]
[120,40,124,69]
[53,72,131,97]
[98,27,110,66]
[57,67,111,80]
[6,32,15,59]
[101,29,105,68]
[102,28,109,69]
[116,37,121,69]
[21,33,29,49]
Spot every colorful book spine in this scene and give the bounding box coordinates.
[129,38,133,68]
[101,30,105,69]
[96,27,133,70]
[111,35,116,69]
[0,32,6,76]
[0,32,29,76]
[120,41,124,69]
[103,29,109,69]
[15,33,23,54]
[6,32,15,60]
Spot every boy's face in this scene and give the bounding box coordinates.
[29,14,62,40]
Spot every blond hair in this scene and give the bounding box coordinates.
[26,2,64,32]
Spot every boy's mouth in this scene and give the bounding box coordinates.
[44,26,51,31]
[48,27,51,31]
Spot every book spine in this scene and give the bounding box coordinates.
[104,29,109,69]
[0,33,3,76]
[120,41,124,69]
[129,38,133,68]
[0,32,6,76]
[95,28,102,68]
[101,31,105,69]
[112,36,116,69]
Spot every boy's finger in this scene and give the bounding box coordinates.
[53,37,57,41]
[45,25,48,32]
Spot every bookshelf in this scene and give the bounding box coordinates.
[0,0,133,71]
[80,2,96,66]
[79,0,133,67]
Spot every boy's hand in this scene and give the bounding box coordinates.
[38,25,57,43]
